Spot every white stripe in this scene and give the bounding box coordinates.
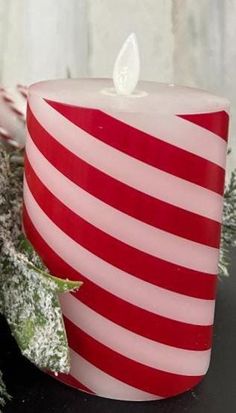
[62,294,210,376]
[104,111,227,169]
[26,132,219,274]
[24,180,215,326]
[69,349,160,401]
[28,94,223,222]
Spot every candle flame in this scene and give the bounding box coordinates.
[113,33,140,96]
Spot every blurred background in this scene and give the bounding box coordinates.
[0,0,235,170]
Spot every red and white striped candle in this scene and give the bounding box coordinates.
[23,76,229,400]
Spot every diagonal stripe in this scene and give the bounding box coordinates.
[178,111,229,141]
[101,110,227,167]
[22,208,216,357]
[23,207,209,398]
[28,96,224,222]
[27,110,221,248]
[23,187,216,318]
[46,100,226,194]
[69,349,159,401]
[24,183,217,306]
[61,293,210,377]
[25,133,219,274]
[23,169,214,350]
[72,283,212,350]
[66,319,203,399]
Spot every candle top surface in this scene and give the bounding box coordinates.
[29,78,229,115]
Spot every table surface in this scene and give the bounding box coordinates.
[1,250,236,413]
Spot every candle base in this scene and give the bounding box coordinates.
[46,367,207,401]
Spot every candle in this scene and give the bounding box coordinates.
[23,34,229,401]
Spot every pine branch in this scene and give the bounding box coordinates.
[0,371,11,412]
[0,146,82,407]
[219,170,236,276]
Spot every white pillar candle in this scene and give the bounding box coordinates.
[23,36,229,401]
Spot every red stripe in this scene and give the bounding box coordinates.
[22,202,212,351]
[47,370,93,394]
[64,317,203,398]
[73,287,212,351]
[44,99,225,195]
[24,159,217,300]
[24,159,214,348]
[22,201,212,350]
[11,107,24,117]
[3,95,13,103]
[27,106,221,248]
[17,85,28,99]
[23,208,208,397]
[178,111,229,141]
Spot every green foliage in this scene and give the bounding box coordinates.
[219,170,236,276]
[0,371,11,412]
[0,147,82,408]
[1,238,82,373]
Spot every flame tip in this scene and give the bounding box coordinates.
[113,32,140,96]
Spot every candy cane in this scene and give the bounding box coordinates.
[0,126,22,149]
[17,84,28,99]
[0,87,26,121]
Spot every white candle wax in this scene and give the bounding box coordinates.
[29,78,229,114]
[24,77,229,401]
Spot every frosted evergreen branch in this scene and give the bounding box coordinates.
[219,170,236,276]
[0,371,11,412]
[0,146,81,407]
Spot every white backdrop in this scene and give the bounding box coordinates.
[0,0,235,170]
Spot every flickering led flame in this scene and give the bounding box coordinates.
[113,33,140,96]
